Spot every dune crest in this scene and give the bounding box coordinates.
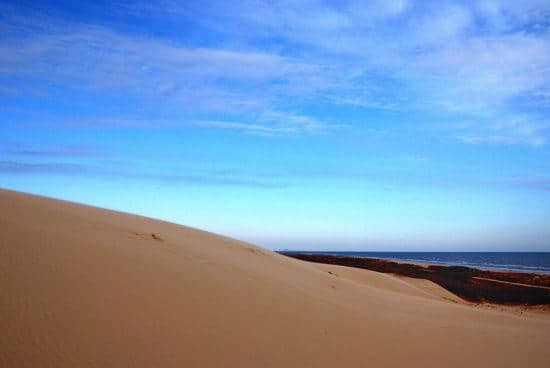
[1,189,549,367]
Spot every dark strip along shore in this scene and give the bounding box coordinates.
[279,252,550,305]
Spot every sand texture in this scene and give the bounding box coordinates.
[1,188,549,367]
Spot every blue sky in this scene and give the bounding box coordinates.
[2,0,550,251]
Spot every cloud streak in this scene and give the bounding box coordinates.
[0,160,288,188]
[2,142,104,157]
[452,115,550,147]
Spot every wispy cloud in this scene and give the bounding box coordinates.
[0,160,288,188]
[0,16,317,109]
[453,115,550,147]
[0,161,85,175]
[190,111,344,136]
[2,143,104,157]
[47,112,340,136]
[191,120,294,136]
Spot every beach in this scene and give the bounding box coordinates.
[2,188,550,367]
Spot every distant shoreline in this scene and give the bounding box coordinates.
[278,251,550,274]
[278,252,550,305]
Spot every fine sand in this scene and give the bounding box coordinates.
[1,188,549,367]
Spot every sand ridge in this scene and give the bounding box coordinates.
[1,188,549,367]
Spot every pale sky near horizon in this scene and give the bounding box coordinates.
[1,0,550,251]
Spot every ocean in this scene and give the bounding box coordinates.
[285,252,550,273]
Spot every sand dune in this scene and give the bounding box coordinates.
[1,188,549,367]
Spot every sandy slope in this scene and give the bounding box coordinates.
[1,189,549,367]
